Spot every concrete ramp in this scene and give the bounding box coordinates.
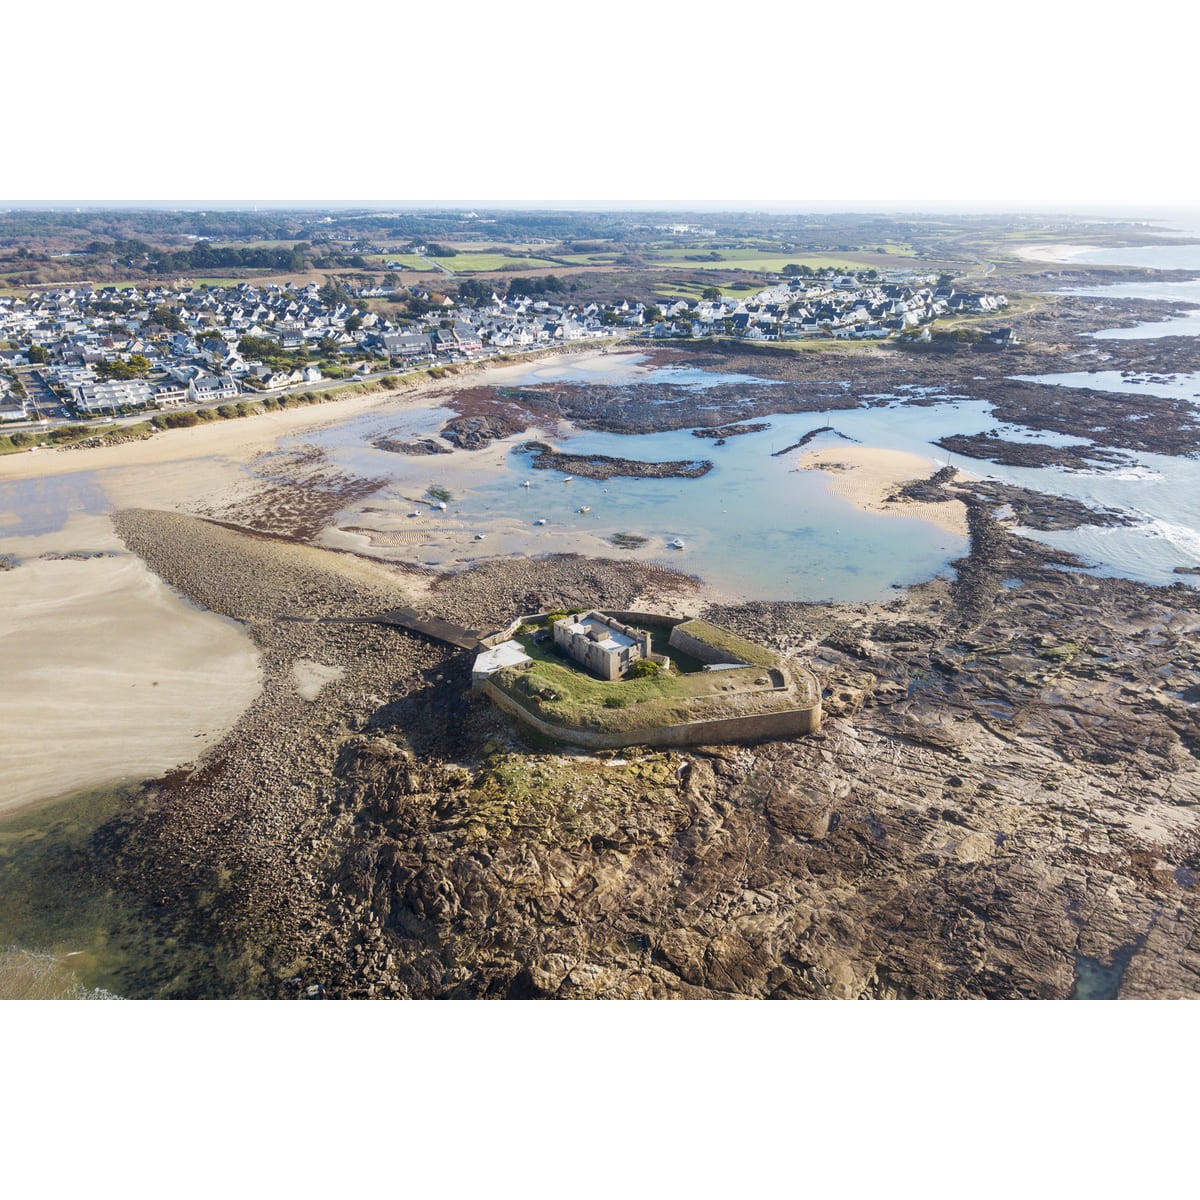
[371,607,487,650]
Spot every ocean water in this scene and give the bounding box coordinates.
[1011,369,1200,401]
[1060,278,1200,341]
[288,292,1200,599]
[1072,241,1200,272]
[301,373,991,601]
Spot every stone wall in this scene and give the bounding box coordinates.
[668,623,747,667]
[480,679,821,749]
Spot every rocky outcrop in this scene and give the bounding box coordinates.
[76,507,1200,999]
[525,443,713,481]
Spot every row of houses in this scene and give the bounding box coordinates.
[0,271,1009,420]
[0,280,360,415]
[645,280,1009,342]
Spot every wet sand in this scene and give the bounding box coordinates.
[0,353,620,815]
[798,446,970,537]
[0,514,262,815]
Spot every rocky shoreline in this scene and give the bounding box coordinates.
[522,441,713,481]
[49,498,1199,999]
[935,433,1131,472]
[11,277,1200,1000]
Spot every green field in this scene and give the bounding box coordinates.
[367,253,437,270]
[653,280,762,300]
[552,252,622,265]
[647,248,879,272]
[436,253,562,273]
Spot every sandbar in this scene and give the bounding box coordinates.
[798,446,969,537]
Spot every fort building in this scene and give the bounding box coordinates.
[551,610,655,681]
[470,610,822,749]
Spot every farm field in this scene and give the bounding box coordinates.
[645,248,881,272]
[551,252,623,265]
[367,254,437,270]
[434,253,563,273]
[652,279,762,300]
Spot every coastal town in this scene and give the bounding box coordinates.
[0,268,1009,427]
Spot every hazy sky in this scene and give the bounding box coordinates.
[8,1,1194,213]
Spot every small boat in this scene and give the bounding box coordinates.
[667,538,686,550]
[522,480,531,487]
[435,501,447,511]
[474,533,486,541]
[578,506,591,514]
[534,518,548,526]
[562,476,573,483]
[407,511,421,518]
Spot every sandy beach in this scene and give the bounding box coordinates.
[1014,242,1103,264]
[0,351,621,816]
[0,382,420,817]
[0,513,262,815]
[0,385,409,489]
[798,446,970,537]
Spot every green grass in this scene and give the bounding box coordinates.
[365,254,437,270]
[646,248,878,272]
[865,241,918,257]
[653,280,762,300]
[551,252,622,265]
[671,618,776,667]
[495,625,786,733]
[438,253,562,274]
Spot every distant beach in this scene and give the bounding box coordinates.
[1014,243,1104,264]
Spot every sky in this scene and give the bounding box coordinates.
[6,3,1195,214]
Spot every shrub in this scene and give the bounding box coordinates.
[194,408,216,421]
[603,696,628,709]
[627,659,661,679]
[49,424,92,443]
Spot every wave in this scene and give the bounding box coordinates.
[1137,517,1200,560]
[1075,466,1163,481]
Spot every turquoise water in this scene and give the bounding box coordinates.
[295,341,1200,598]
[290,232,1200,601]
[303,382,989,601]
[467,410,971,601]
